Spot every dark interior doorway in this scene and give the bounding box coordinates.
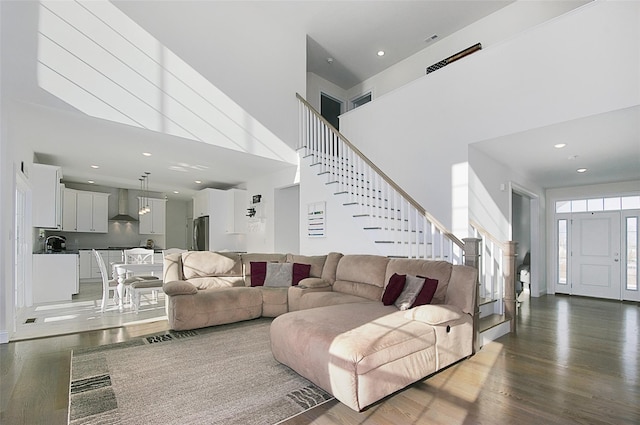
[320,93,342,131]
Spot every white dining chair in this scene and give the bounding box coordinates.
[93,249,118,312]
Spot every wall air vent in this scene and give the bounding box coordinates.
[426,42,482,74]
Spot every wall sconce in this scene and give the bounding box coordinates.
[246,207,256,218]
[252,194,262,204]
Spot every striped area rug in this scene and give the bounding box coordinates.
[68,319,333,425]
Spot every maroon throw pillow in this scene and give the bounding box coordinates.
[382,273,406,305]
[250,261,267,287]
[292,263,312,286]
[411,276,439,307]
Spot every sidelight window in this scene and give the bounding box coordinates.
[558,219,568,285]
[626,217,638,291]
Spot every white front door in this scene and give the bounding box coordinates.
[571,212,621,299]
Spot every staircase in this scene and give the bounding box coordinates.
[471,220,516,344]
[297,93,514,346]
[298,94,464,263]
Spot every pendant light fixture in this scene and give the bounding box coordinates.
[144,172,151,213]
[138,177,146,215]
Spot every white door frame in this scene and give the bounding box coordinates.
[13,168,33,337]
[508,182,540,296]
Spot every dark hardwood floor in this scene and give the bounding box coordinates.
[1,295,638,424]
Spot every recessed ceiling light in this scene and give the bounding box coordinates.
[90,165,99,169]
[195,180,202,184]
[142,152,152,157]
[554,143,567,149]
[377,50,385,57]
[87,180,95,184]
[173,191,179,194]
[577,168,587,173]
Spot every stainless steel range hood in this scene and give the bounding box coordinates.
[109,189,138,222]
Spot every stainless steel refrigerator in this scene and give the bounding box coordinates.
[193,216,209,251]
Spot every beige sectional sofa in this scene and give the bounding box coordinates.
[162,250,477,411]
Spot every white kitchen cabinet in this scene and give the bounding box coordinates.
[193,191,208,218]
[84,249,123,280]
[62,188,78,231]
[193,188,247,233]
[32,254,78,303]
[31,164,62,229]
[76,191,109,233]
[138,198,166,234]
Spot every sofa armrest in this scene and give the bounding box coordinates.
[297,277,330,289]
[288,282,332,311]
[163,280,198,296]
[404,304,464,325]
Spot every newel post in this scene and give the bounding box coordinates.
[503,241,518,334]
[463,237,481,354]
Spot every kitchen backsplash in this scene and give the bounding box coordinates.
[36,221,166,252]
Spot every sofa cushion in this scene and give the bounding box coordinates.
[394,274,425,310]
[163,280,198,296]
[286,254,326,278]
[163,253,184,282]
[181,251,241,279]
[260,287,289,317]
[242,253,286,286]
[385,259,452,305]
[249,261,267,286]
[299,292,375,310]
[321,252,343,284]
[412,276,439,307]
[382,273,406,306]
[333,255,389,301]
[292,263,312,286]
[404,304,464,325]
[265,263,293,287]
[187,276,245,290]
[167,286,262,331]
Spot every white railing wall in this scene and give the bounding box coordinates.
[298,94,464,263]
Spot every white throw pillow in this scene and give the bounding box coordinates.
[405,304,463,325]
[394,274,425,310]
[264,262,293,287]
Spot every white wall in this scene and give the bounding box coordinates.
[114,1,307,150]
[347,1,589,101]
[245,166,299,253]
[299,155,382,256]
[469,145,547,296]
[274,185,300,254]
[340,1,639,233]
[165,199,189,250]
[306,73,348,113]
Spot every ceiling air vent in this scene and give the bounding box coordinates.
[426,42,482,74]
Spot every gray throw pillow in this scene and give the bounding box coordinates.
[394,274,425,310]
[264,262,293,287]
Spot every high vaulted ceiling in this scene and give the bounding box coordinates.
[4,1,637,201]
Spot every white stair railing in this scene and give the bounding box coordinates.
[298,93,464,262]
[470,220,506,314]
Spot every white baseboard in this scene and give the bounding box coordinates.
[0,330,9,344]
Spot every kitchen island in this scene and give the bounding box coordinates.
[32,253,79,303]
